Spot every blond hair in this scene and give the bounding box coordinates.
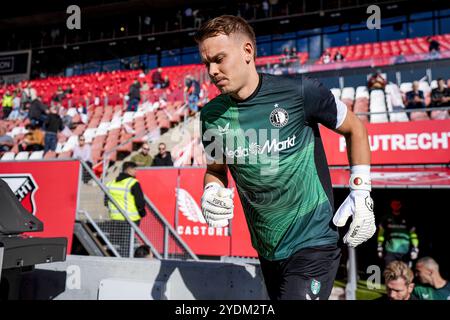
[384,261,414,285]
[194,15,257,60]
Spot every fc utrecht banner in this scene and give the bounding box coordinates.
[137,168,257,257]
[0,161,80,252]
[321,119,450,165]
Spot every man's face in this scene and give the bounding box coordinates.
[391,200,402,215]
[141,145,150,155]
[0,127,6,136]
[199,33,252,96]
[413,82,419,91]
[158,144,166,155]
[438,80,445,89]
[127,167,137,177]
[78,137,85,146]
[415,263,433,285]
[386,278,414,300]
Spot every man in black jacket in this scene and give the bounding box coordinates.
[127,80,141,112]
[44,106,63,153]
[29,97,48,127]
[152,143,174,166]
[104,161,146,226]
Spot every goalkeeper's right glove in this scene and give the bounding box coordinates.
[333,165,376,247]
[201,182,234,228]
[377,244,384,259]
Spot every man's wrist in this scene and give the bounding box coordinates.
[204,182,223,191]
[350,165,371,192]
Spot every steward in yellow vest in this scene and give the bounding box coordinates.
[104,161,146,224]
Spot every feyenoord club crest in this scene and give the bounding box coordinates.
[311,279,321,295]
[270,104,289,128]
[0,174,38,215]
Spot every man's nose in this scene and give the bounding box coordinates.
[209,63,219,77]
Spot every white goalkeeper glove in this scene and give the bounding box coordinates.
[333,165,376,247]
[201,182,234,228]
[410,247,419,260]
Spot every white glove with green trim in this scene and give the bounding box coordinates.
[201,182,234,228]
[333,165,376,247]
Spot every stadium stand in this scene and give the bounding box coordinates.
[317,34,450,64]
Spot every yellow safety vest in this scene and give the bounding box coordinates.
[2,95,13,108]
[106,177,141,222]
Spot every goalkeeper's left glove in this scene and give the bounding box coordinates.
[410,247,419,260]
[333,165,376,247]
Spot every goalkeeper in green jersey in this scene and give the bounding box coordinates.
[195,15,375,300]
[377,199,419,267]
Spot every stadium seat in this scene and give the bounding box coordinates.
[385,84,409,122]
[369,90,389,123]
[29,150,44,160]
[15,151,30,160]
[1,152,15,161]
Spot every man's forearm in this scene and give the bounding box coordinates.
[204,169,228,188]
[344,122,371,166]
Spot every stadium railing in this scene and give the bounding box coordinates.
[79,160,199,261]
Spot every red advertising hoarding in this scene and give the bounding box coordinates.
[0,160,80,252]
[137,168,257,257]
[320,119,450,166]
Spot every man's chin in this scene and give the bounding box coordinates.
[218,86,233,95]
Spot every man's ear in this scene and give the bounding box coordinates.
[243,42,253,64]
[408,283,415,293]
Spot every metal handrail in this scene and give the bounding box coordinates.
[78,209,121,257]
[79,160,163,260]
[143,194,199,261]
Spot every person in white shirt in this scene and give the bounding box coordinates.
[73,135,93,183]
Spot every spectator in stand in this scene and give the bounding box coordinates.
[334,50,345,62]
[141,80,150,102]
[127,79,141,112]
[427,36,440,59]
[0,125,14,152]
[367,71,386,91]
[141,80,149,91]
[322,51,331,64]
[18,124,44,152]
[19,101,30,120]
[382,261,416,300]
[151,68,164,89]
[131,143,153,167]
[405,81,426,112]
[2,90,13,119]
[63,85,73,95]
[283,47,290,59]
[430,78,450,109]
[290,46,297,59]
[184,75,201,114]
[152,143,173,166]
[22,83,37,106]
[60,107,73,129]
[8,88,22,120]
[73,135,93,184]
[413,257,450,300]
[29,96,48,127]
[44,106,63,153]
[161,75,171,89]
[262,0,269,18]
[394,50,406,64]
[53,86,65,103]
